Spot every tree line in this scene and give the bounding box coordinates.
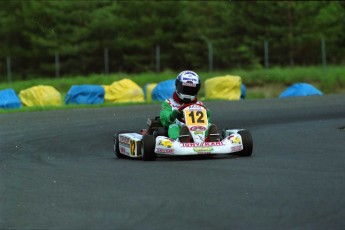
[0,0,344,80]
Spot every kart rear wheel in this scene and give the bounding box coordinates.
[237,130,253,157]
[142,135,156,161]
[114,131,130,159]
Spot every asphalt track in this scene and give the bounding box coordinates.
[1,94,345,230]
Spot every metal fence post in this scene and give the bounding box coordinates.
[104,47,109,74]
[321,36,327,72]
[55,52,60,78]
[156,45,160,73]
[6,57,12,82]
[264,40,269,69]
[208,41,213,73]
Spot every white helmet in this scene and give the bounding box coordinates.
[175,70,201,102]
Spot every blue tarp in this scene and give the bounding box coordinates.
[0,89,22,109]
[241,84,246,99]
[65,85,105,105]
[151,79,176,101]
[279,83,323,98]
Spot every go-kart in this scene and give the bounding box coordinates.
[113,104,253,161]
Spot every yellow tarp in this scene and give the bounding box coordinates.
[144,83,157,102]
[19,85,62,106]
[103,79,144,103]
[205,75,242,100]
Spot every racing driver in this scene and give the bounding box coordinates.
[159,70,219,143]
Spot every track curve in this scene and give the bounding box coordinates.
[1,94,345,229]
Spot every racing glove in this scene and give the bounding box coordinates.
[169,109,183,122]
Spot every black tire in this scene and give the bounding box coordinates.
[114,131,131,159]
[142,135,157,161]
[237,130,253,157]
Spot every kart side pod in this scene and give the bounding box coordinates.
[222,128,253,157]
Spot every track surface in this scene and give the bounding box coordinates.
[1,94,345,229]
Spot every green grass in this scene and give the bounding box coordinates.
[0,101,158,114]
[1,65,344,113]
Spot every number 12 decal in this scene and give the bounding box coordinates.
[130,140,136,156]
[185,108,208,126]
[188,111,205,123]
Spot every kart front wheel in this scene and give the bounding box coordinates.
[142,135,156,161]
[237,130,253,157]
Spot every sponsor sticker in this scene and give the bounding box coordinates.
[228,135,242,144]
[120,147,126,154]
[182,77,198,82]
[186,104,203,109]
[231,146,243,151]
[190,126,207,131]
[182,142,224,147]
[194,131,203,135]
[155,148,173,153]
[182,82,196,87]
[130,140,136,156]
[193,147,213,153]
[158,139,173,148]
[227,134,234,140]
[119,136,131,145]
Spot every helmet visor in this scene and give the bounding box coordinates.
[177,82,199,96]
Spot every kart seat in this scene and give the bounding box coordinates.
[147,116,168,136]
[153,127,169,137]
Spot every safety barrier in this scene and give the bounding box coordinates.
[1,77,323,109]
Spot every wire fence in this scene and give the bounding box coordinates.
[3,38,329,83]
